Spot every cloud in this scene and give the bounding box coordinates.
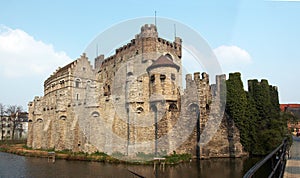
[0,25,72,78]
[213,45,252,72]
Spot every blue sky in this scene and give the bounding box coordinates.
[1,0,300,109]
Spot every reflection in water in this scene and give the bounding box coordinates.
[0,152,261,178]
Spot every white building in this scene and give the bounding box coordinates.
[0,112,28,140]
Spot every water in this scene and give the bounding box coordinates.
[0,152,261,178]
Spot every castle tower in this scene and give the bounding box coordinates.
[147,55,180,102]
[147,54,181,154]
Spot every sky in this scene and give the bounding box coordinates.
[1,0,300,110]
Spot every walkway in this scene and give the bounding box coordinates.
[284,136,300,178]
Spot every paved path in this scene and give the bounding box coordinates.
[284,136,300,178]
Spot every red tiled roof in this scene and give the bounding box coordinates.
[280,104,300,111]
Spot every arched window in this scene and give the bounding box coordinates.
[37,118,43,123]
[75,79,81,88]
[87,80,91,85]
[127,72,133,76]
[91,111,100,117]
[59,116,67,120]
[104,84,111,96]
[136,107,144,114]
[165,53,173,61]
[169,103,178,112]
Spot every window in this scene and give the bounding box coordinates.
[171,73,176,80]
[76,94,79,100]
[86,80,91,87]
[169,104,178,112]
[160,74,166,81]
[91,111,100,117]
[165,53,173,61]
[136,107,144,114]
[75,79,81,88]
[37,118,43,122]
[104,84,111,96]
[150,75,155,83]
[60,116,67,120]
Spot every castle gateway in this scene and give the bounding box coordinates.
[27,24,246,158]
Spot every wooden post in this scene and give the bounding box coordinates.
[48,151,55,163]
[153,157,166,172]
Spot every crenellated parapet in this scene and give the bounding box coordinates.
[99,24,182,69]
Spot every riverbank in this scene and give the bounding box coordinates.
[0,143,192,165]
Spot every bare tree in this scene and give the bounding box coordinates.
[6,105,23,140]
[0,103,5,140]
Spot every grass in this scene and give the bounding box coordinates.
[1,143,192,165]
[164,151,192,164]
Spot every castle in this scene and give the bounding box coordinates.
[27,24,246,158]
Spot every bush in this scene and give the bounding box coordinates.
[164,152,191,164]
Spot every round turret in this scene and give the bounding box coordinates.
[147,55,180,102]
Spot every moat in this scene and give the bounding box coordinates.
[0,152,264,178]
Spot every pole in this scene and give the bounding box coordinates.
[155,11,157,27]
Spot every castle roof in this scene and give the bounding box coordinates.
[44,60,76,86]
[147,55,180,72]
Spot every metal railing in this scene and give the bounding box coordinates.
[243,138,288,178]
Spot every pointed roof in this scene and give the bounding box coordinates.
[147,55,180,72]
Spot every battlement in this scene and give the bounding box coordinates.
[186,72,209,83]
[135,24,158,39]
[99,24,182,68]
[215,74,226,84]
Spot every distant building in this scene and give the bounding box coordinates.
[0,112,28,140]
[280,104,300,134]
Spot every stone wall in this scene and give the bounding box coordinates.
[27,24,247,158]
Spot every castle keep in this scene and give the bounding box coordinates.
[27,24,246,158]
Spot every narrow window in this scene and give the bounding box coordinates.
[171,73,176,80]
[150,75,155,83]
[75,79,80,88]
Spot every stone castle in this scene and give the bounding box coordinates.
[27,24,247,158]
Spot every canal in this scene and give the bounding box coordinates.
[0,152,261,178]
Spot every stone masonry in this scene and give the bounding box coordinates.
[27,24,247,158]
